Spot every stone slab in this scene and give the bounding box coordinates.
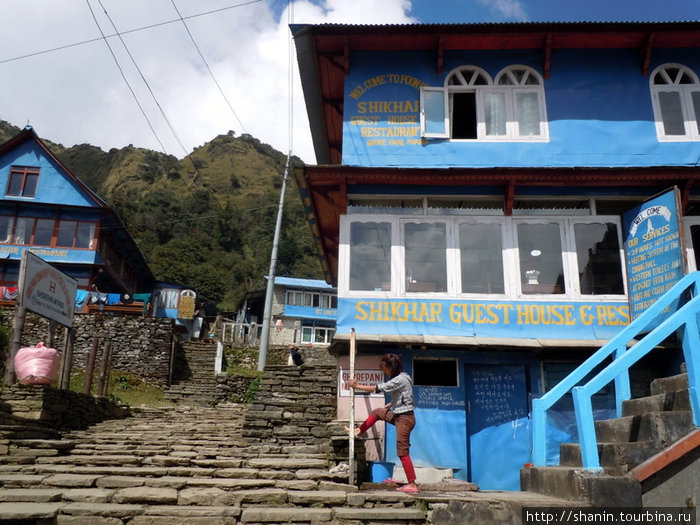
[0,488,63,502]
[240,507,332,523]
[113,486,178,504]
[43,474,100,487]
[287,490,348,505]
[0,501,62,519]
[59,502,145,518]
[333,507,426,520]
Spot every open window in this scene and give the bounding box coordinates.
[420,65,549,141]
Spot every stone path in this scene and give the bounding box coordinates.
[0,403,434,524]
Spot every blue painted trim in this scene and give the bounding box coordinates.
[532,271,700,468]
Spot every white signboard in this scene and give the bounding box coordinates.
[19,251,77,327]
[338,368,385,397]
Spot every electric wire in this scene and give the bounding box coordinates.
[94,0,190,158]
[0,0,263,65]
[82,0,167,154]
[169,0,248,134]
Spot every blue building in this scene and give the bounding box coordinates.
[0,127,155,295]
[293,22,700,489]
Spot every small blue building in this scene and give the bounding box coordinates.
[293,22,700,489]
[0,127,155,294]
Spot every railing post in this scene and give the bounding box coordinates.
[613,345,631,418]
[572,386,602,471]
[679,313,700,426]
[532,399,547,466]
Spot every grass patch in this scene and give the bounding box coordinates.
[67,369,175,408]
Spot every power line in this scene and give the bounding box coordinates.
[170,0,248,134]
[0,1,263,65]
[83,0,168,154]
[94,0,190,158]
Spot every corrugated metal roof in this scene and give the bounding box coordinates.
[270,276,335,290]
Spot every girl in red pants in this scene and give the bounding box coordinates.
[347,353,418,493]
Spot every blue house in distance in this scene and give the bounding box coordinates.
[293,22,700,490]
[0,126,155,296]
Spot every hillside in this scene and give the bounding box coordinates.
[0,120,323,312]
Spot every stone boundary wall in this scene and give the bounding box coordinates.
[0,384,129,431]
[1,308,175,386]
[243,365,338,445]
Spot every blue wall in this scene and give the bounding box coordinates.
[0,141,99,207]
[342,48,700,168]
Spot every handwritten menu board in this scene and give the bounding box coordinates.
[623,188,685,324]
[416,386,465,409]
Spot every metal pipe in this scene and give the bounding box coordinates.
[257,153,291,371]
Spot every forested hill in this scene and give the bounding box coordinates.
[0,120,323,312]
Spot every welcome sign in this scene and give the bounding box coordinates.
[623,188,685,326]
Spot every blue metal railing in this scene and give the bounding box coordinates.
[532,272,700,469]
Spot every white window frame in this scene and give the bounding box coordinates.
[420,65,549,142]
[340,212,627,301]
[684,216,700,273]
[400,218,455,296]
[650,63,700,142]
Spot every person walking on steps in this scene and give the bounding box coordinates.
[346,353,419,493]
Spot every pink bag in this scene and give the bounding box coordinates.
[14,342,60,385]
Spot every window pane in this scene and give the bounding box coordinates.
[517,223,565,294]
[34,219,54,246]
[484,92,507,136]
[301,327,312,343]
[574,223,624,295]
[350,222,391,291]
[75,222,95,248]
[459,223,504,294]
[659,91,686,135]
[404,222,447,293]
[23,173,38,197]
[691,91,700,134]
[516,92,541,136]
[423,89,447,135]
[7,173,23,196]
[303,293,313,307]
[691,225,700,271]
[452,92,477,139]
[0,216,13,243]
[315,329,326,343]
[13,218,34,244]
[56,220,77,247]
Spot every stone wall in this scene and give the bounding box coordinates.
[2,309,176,386]
[0,384,129,431]
[243,365,338,446]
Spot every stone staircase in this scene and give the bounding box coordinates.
[0,403,432,524]
[0,364,580,524]
[165,341,226,406]
[521,365,698,506]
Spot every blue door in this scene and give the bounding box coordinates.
[464,364,529,490]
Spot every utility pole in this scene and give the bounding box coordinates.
[257,154,291,371]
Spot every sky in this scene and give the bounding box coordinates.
[1,1,698,164]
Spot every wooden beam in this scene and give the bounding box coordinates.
[505,178,515,216]
[543,34,552,79]
[437,37,444,76]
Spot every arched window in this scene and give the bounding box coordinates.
[420,65,548,141]
[649,63,700,141]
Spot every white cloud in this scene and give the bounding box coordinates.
[0,0,415,163]
[476,0,527,20]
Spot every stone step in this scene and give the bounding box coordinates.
[520,465,642,504]
[650,372,688,395]
[594,411,695,444]
[559,440,658,473]
[621,389,690,416]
